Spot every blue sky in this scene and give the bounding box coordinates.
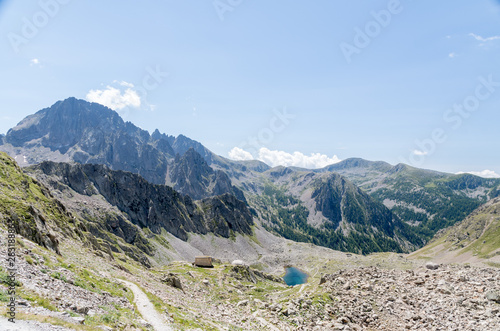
[1,0,499,176]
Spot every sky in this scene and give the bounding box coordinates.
[0,0,499,177]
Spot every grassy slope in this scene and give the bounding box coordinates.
[0,152,77,252]
[409,197,500,265]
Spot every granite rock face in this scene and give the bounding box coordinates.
[0,97,244,202]
[28,161,254,242]
[169,148,246,202]
[4,97,169,185]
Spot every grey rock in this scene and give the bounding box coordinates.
[426,262,439,270]
[75,306,91,315]
[485,290,500,303]
[1,98,245,205]
[29,161,254,244]
[161,273,183,291]
[237,300,249,307]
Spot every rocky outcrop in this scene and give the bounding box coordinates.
[161,273,184,291]
[27,161,254,242]
[169,148,246,201]
[199,194,253,237]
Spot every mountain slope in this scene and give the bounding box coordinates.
[0,152,72,253]
[26,161,254,242]
[167,148,246,201]
[242,167,422,254]
[320,159,500,241]
[410,197,500,266]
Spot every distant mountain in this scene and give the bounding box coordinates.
[2,97,498,255]
[319,157,393,173]
[239,166,422,254]
[318,159,500,242]
[168,148,246,201]
[0,97,247,201]
[2,97,170,183]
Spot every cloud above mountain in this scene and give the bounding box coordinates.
[229,147,341,169]
[228,147,253,161]
[86,82,141,110]
[456,170,500,178]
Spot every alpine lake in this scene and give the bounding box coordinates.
[283,266,309,286]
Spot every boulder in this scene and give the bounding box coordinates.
[230,265,257,284]
[161,273,183,291]
[485,290,500,303]
[425,262,439,270]
[75,306,91,315]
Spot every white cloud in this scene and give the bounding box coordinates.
[412,150,428,156]
[456,170,500,179]
[228,147,341,169]
[30,58,40,66]
[229,147,254,161]
[86,83,141,110]
[114,80,135,88]
[448,52,457,58]
[468,33,500,43]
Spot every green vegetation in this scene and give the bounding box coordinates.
[0,152,75,251]
[0,266,21,287]
[21,290,58,311]
[367,170,500,245]
[50,272,67,282]
[71,268,133,300]
[0,289,9,302]
[372,185,481,242]
[255,183,411,255]
[410,198,500,263]
[25,255,35,265]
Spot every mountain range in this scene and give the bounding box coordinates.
[1,97,499,258]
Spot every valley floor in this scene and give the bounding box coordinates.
[1,228,500,330]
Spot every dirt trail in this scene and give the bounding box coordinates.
[119,280,173,331]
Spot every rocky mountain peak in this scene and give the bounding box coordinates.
[6,98,124,152]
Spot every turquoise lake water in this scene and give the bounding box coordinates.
[283,267,309,286]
